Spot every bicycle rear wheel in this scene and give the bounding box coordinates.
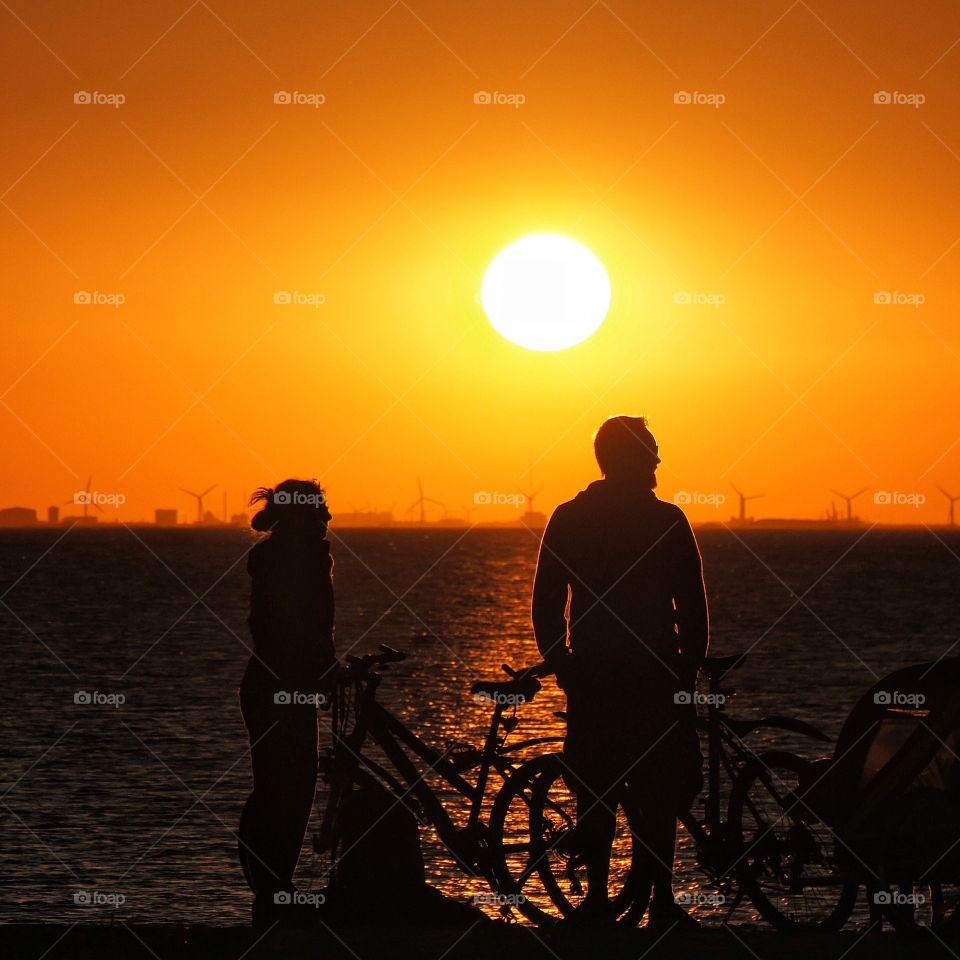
[728,750,858,931]
[487,753,647,926]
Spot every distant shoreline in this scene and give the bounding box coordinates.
[0,521,956,531]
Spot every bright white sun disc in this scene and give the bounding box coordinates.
[481,234,611,351]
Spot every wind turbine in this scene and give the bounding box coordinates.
[518,487,541,516]
[938,486,960,527]
[65,475,101,521]
[180,484,217,524]
[830,487,866,523]
[731,484,764,522]
[407,478,444,525]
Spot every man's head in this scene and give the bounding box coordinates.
[593,415,660,486]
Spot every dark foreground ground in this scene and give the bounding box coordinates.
[5,923,960,960]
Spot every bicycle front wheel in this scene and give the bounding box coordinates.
[487,753,647,927]
[728,750,858,931]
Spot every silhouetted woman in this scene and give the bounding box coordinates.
[237,478,337,926]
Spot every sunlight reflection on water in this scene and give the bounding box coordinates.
[1,526,957,925]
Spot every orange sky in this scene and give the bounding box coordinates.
[3,0,960,524]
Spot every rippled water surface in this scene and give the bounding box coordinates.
[1,525,958,924]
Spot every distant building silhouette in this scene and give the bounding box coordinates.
[0,507,37,526]
[47,505,59,525]
[154,509,178,526]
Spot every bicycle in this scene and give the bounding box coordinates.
[492,651,859,929]
[313,645,561,904]
[313,644,857,929]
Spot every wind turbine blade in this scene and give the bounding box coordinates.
[180,488,199,498]
[852,488,867,499]
[731,484,743,497]
[200,484,217,498]
[937,486,953,500]
[829,489,845,499]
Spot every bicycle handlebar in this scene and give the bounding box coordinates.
[501,660,550,681]
[342,643,408,678]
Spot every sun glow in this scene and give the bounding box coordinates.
[481,234,611,351]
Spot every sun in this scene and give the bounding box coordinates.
[481,233,611,351]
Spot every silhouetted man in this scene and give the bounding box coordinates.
[532,415,708,928]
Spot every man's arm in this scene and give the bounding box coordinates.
[532,511,570,670]
[673,512,709,686]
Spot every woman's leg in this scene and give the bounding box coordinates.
[240,683,318,897]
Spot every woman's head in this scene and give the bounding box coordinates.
[249,478,331,534]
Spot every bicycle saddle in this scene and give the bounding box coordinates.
[701,652,747,680]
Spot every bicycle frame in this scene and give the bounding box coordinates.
[316,666,562,876]
[682,668,832,887]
